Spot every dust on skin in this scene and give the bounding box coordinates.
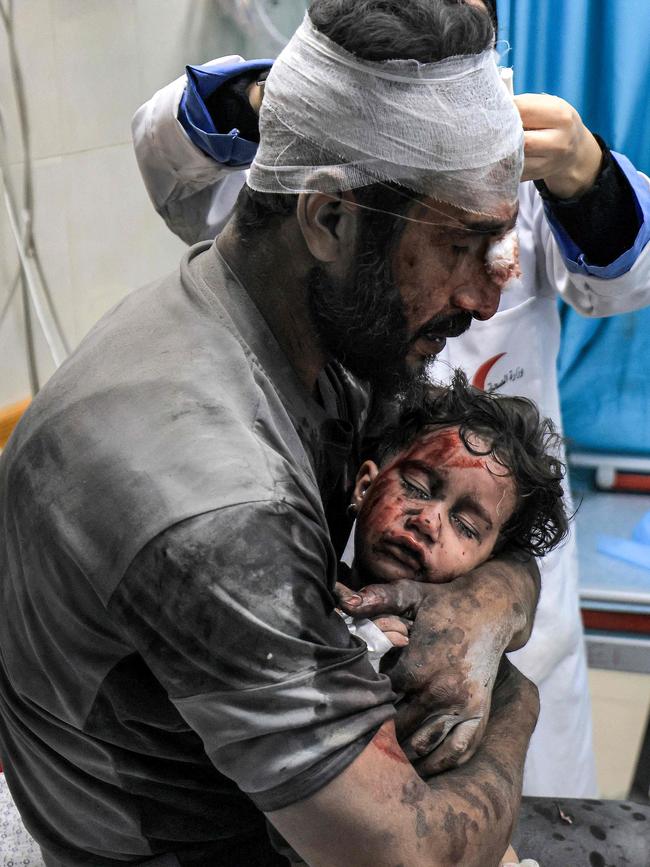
[354,427,517,587]
[399,773,508,861]
[436,777,492,822]
[483,754,515,789]
[400,779,433,841]
[479,780,506,821]
[511,601,525,618]
[390,196,518,370]
[442,804,480,863]
[393,198,518,325]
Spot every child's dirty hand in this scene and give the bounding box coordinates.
[370,615,411,648]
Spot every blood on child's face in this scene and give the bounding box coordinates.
[354,427,517,584]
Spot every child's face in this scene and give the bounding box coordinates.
[352,427,517,585]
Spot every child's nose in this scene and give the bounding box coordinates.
[405,508,441,543]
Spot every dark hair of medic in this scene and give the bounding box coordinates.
[373,369,570,558]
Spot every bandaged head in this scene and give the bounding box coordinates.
[248,13,524,218]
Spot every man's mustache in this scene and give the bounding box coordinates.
[414,311,473,343]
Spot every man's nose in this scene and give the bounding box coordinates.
[450,277,502,321]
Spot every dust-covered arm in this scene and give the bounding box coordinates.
[338,552,540,775]
[268,659,538,867]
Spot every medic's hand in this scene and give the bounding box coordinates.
[246,70,270,116]
[515,93,603,199]
[337,564,535,777]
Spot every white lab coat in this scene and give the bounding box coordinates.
[132,67,650,797]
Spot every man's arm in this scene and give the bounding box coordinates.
[268,661,539,867]
[115,505,536,866]
[338,554,540,776]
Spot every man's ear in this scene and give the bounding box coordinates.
[352,460,380,511]
[296,190,359,263]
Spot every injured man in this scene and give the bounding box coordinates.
[333,370,568,867]
[0,5,560,865]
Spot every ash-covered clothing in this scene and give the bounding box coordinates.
[0,243,395,866]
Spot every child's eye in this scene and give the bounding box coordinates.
[452,514,479,541]
[401,477,431,500]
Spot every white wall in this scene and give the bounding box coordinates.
[0,0,305,406]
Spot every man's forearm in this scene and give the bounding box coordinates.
[270,669,537,867]
[424,669,538,867]
[338,555,540,774]
[476,553,540,652]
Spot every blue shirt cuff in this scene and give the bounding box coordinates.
[178,58,273,167]
[542,151,650,279]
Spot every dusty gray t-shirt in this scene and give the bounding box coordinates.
[0,243,395,865]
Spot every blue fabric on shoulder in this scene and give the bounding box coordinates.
[542,152,650,279]
[178,58,273,166]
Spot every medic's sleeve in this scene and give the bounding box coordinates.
[110,503,395,812]
[132,57,270,245]
[178,59,271,165]
[538,144,650,279]
[525,151,650,317]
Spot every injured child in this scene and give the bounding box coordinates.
[273,371,566,866]
[336,370,569,867]
[341,369,568,668]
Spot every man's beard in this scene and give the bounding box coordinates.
[307,239,412,395]
[307,221,472,397]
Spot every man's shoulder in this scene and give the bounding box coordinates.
[1,251,322,600]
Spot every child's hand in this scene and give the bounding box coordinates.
[370,616,410,648]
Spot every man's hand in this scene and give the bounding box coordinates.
[268,659,539,867]
[337,556,539,775]
[515,93,603,198]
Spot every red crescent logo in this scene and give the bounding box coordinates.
[472,352,507,391]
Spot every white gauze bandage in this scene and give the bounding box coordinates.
[248,13,524,217]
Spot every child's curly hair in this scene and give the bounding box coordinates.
[374,370,569,557]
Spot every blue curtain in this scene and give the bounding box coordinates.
[497,0,650,454]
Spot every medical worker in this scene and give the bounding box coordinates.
[132,0,650,798]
